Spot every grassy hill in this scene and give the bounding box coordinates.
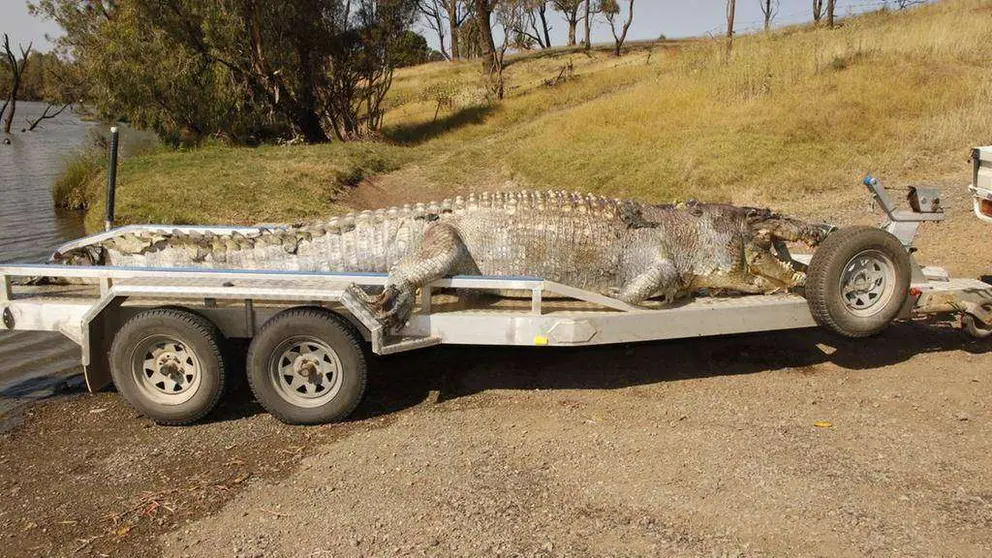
[66,0,992,231]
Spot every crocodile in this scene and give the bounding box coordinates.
[50,191,829,329]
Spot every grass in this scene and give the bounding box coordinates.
[64,0,992,230]
[52,149,104,210]
[79,142,411,231]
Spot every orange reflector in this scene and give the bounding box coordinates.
[981,199,992,218]
[910,287,922,297]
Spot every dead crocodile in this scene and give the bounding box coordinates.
[51,191,829,328]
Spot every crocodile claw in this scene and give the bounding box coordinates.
[354,285,414,332]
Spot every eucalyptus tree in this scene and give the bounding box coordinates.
[30,0,419,143]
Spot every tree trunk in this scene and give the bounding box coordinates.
[473,0,502,98]
[2,35,31,135]
[474,0,497,69]
[2,96,16,134]
[294,106,331,143]
[446,1,460,60]
[583,0,592,50]
[813,0,823,23]
[539,6,552,48]
[610,0,634,57]
[826,0,836,27]
[725,0,736,57]
[567,20,577,45]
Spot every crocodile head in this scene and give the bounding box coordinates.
[49,244,105,267]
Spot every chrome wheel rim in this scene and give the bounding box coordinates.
[268,336,343,408]
[839,249,897,317]
[132,335,202,405]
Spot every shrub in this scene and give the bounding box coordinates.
[51,149,103,210]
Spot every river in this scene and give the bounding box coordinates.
[0,101,155,426]
[0,101,93,263]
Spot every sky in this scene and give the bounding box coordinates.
[0,0,906,54]
[0,0,61,52]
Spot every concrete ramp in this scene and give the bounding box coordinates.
[0,331,83,430]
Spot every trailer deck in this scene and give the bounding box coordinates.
[1,261,989,396]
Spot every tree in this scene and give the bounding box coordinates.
[25,52,84,131]
[32,0,274,145]
[583,0,592,50]
[552,0,584,46]
[600,0,633,57]
[457,13,487,58]
[812,0,824,23]
[419,0,451,59]
[528,0,553,49]
[521,0,552,49]
[32,0,419,143]
[417,0,469,60]
[758,0,778,32]
[473,0,503,98]
[726,0,736,57]
[446,1,470,59]
[1,34,33,134]
[393,30,435,67]
[502,0,553,50]
[826,0,836,27]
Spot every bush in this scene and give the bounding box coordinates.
[51,150,103,210]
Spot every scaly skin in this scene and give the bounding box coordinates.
[51,191,829,330]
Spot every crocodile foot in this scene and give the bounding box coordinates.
[366,285,416,331]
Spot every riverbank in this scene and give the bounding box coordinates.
[59,0,992,235]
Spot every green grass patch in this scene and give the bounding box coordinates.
[83,142,411,232]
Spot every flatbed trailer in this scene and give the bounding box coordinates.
[2,150,992,425]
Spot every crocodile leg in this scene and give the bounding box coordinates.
[614,258,680,304]
[375,223,468,330]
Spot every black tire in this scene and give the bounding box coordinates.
[246,308,367,425]
[806,226,911,338]
[110,308,227,425]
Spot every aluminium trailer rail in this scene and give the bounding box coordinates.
[0,258,989,394]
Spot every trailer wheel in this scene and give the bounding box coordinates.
[806,226,911,338]
[246,308,367,425]
[110,308,227,425]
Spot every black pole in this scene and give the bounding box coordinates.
[104,126,119,231]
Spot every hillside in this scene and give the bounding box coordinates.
[71,0,992,234]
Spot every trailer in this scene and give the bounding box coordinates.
[2,151,992,425]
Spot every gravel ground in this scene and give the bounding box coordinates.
[0,176,990,557]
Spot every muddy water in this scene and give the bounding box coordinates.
[0,103,153,423]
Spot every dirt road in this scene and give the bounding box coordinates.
[1,324,990,557]
[1,178,990,557]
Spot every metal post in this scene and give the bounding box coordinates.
[0,274,11,303]
[104,126,120,231]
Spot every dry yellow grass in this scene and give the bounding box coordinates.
[385,0,992,204]
[90,0,992,228]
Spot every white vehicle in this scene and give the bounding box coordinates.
[2,150,992,425]
[970,146,992,223]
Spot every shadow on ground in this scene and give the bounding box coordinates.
[209,317,989,423]
[384,105,495,145]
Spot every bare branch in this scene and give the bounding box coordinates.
[26,102,73,131]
